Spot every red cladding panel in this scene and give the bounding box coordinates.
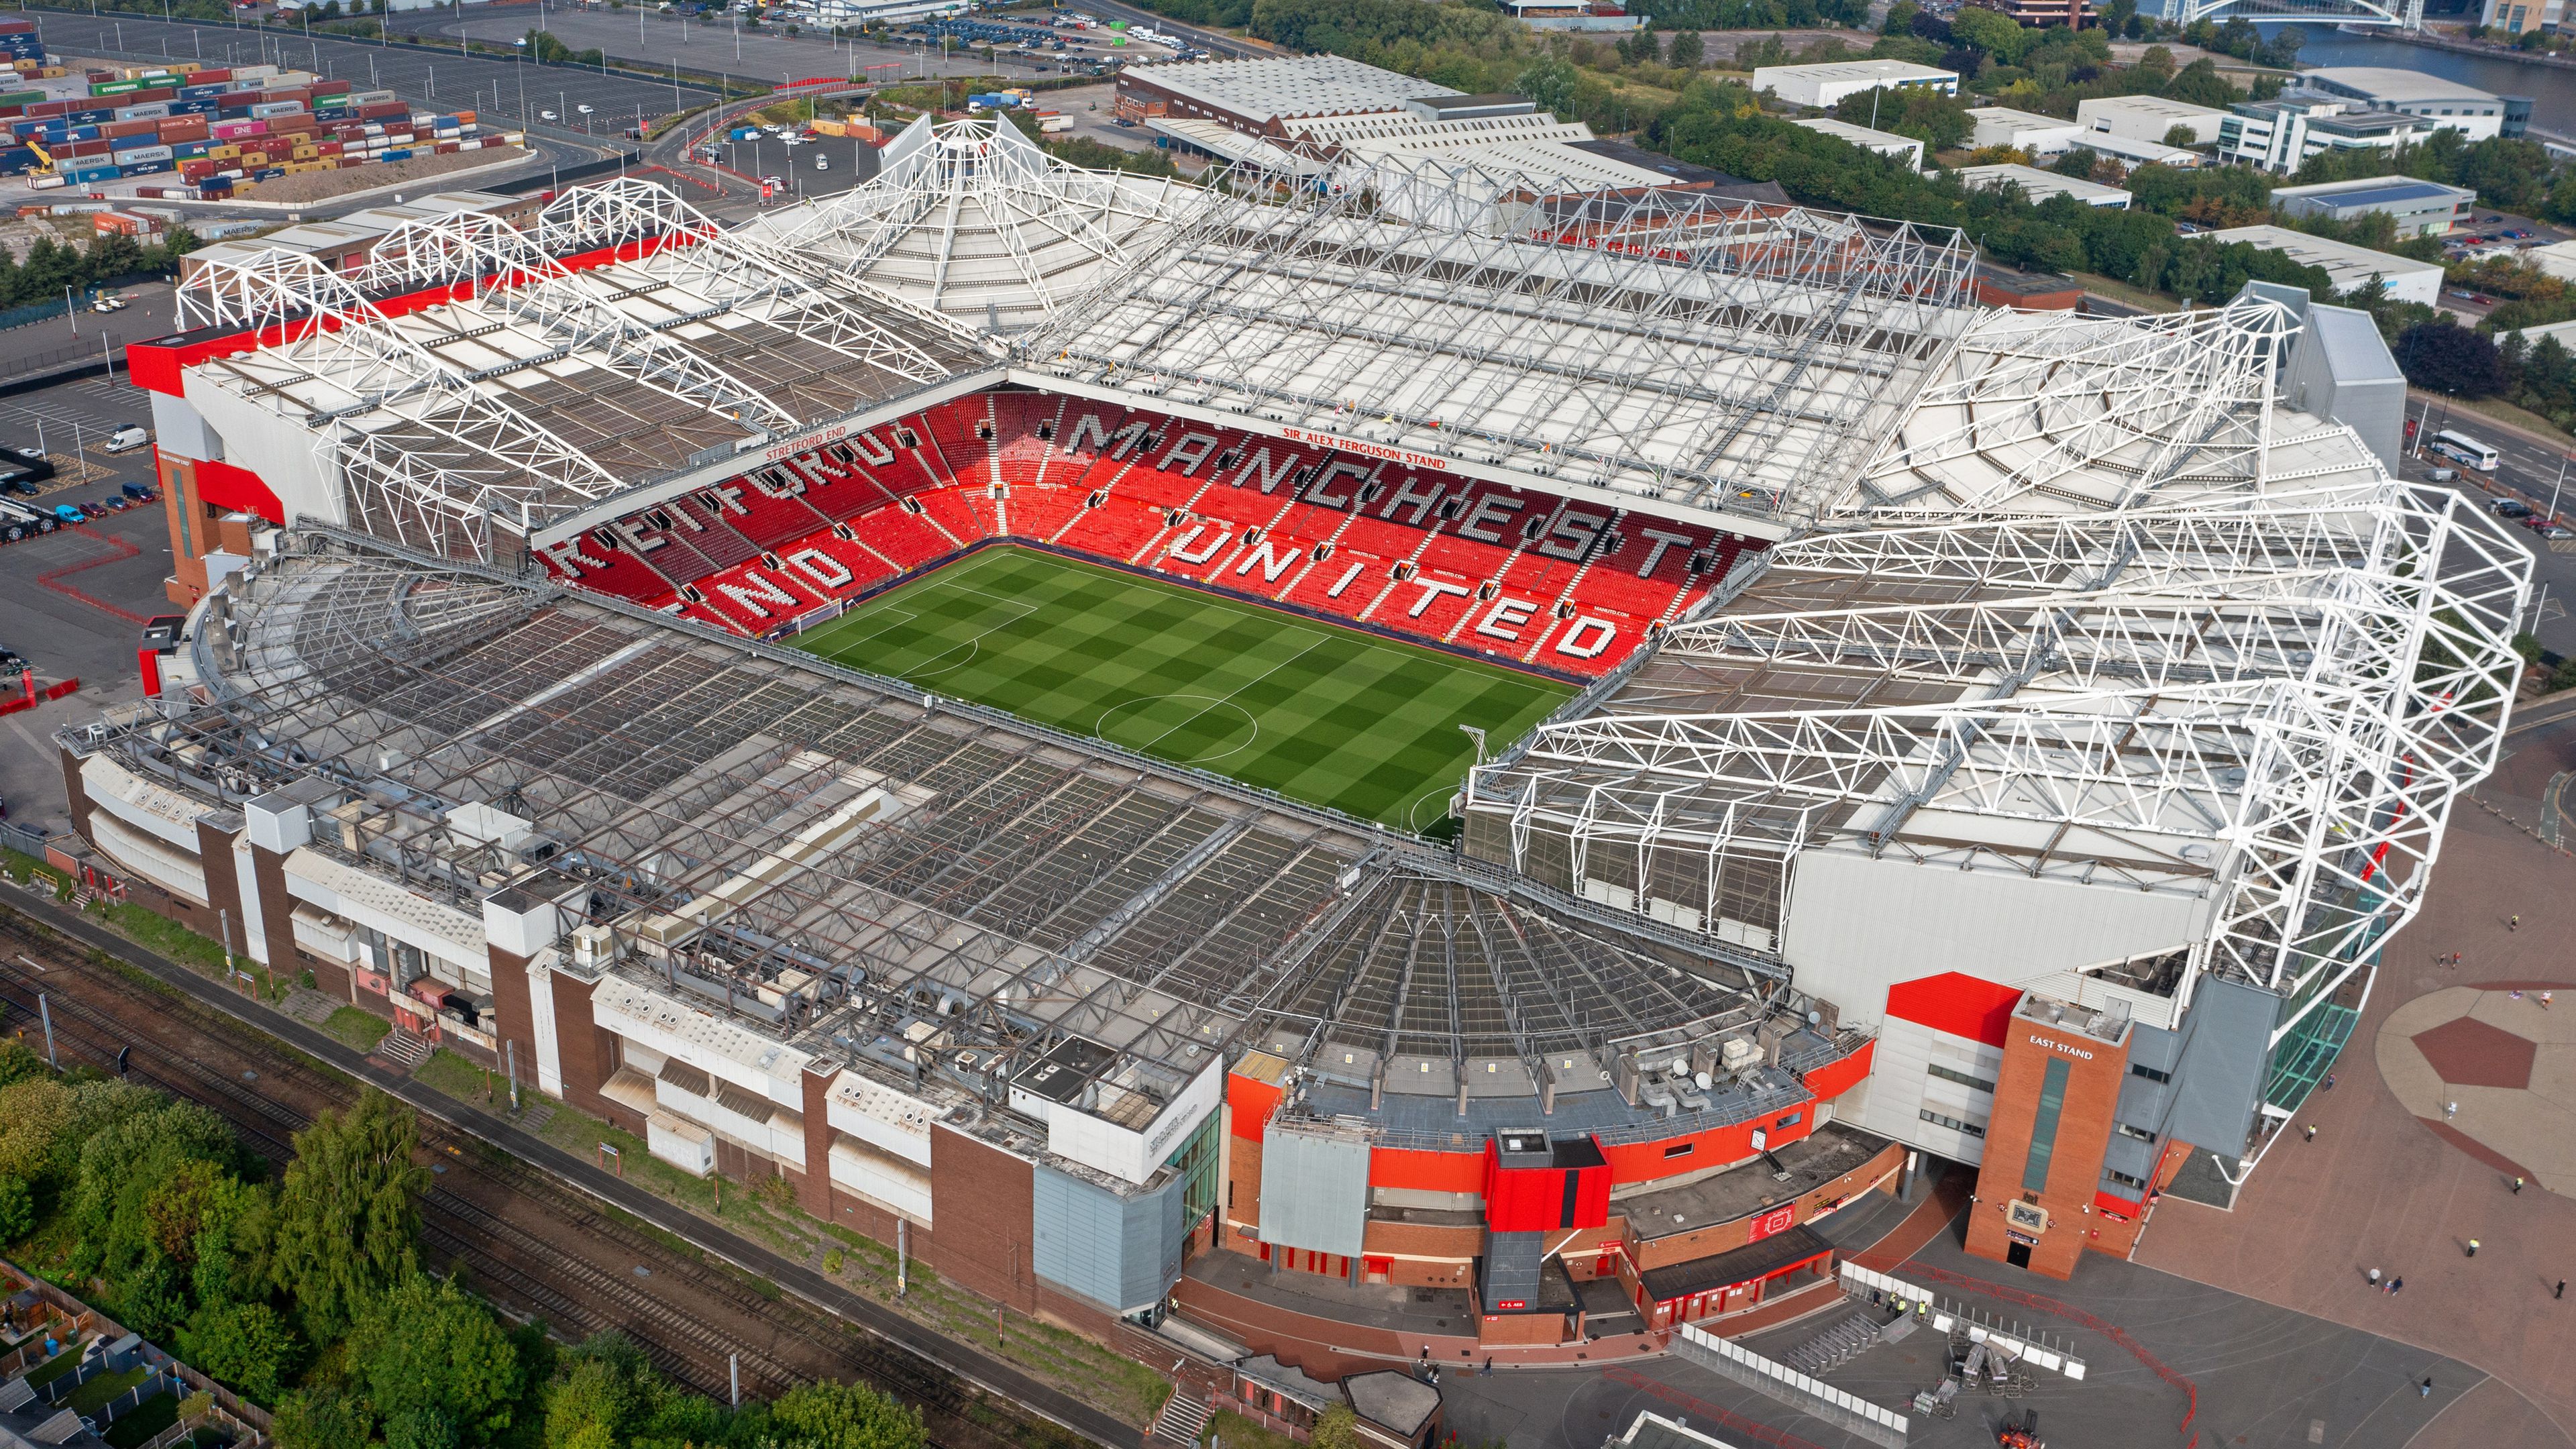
[1884,973,2025,1048]
[1482,1144,1564,1233]
[1371,1145,1485,1195]
[1801,1037,1875,1102]
[1225,1071,1282,1142]
[195,457,284,523]
[1570,1157,1611,1229]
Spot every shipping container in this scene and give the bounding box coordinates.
[380,148,413,162]
[117,144,171,164]
[248,100,306,119]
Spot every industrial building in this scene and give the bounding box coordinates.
[70,107,2522,1389]
[1954,162,2132,209]
[1788,117,1925,169]
[2287,67,2514,142]
[1749,60,1958,110]
[2202,224,2445,307]
[2214,97,2440,174]
[1964,107,2081,156]
[2075,93,2229,147]
[2267,175,2475,237]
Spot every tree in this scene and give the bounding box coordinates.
[178,1301,302,1404]
[1668,28,1703,67]
[1881,0,1917,34]
[763,1381,926,1449]
[2397,321,2506,396]
[270,1093,427,1342]
[0,1176,29,1245]
[1309,1405,1363,1449]
[1947,5,2031,64]
[272,1388,374,1449]
[353,1275,523,1448]
[2160,57,2233,108]
[2161,123,2198,148]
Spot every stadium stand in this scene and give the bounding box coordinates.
[533,391,1758,676]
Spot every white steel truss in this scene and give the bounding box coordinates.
[1469,474,2530,1038]
[1841,300,2292,519]
[173,180,994,561]
[755,113,1201,333]
[1018,154,1975,526]
[2156,0,2420,28]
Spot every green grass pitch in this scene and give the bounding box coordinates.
[790,546,1575,829]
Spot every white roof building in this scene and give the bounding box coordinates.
[1116,54,1460,132]
[1955,162,2132,209]
[1966,106,2083,155]
[2289,67,2508,142]
[2065,130,2203,168]
[2204,224,2443,307]
[1752,60,1958,109]
[2076,93,2230,146]
[1790,116,1926,170]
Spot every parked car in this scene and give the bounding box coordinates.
[49,504,85,525]
[103,425,150,453]
[121,482,158,503]
[2491,497,2534,519]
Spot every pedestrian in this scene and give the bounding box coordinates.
[2515,1176,2527,1195]
[2324,1073,2337,1091]
[2469,1238,2481,1258]
[2557,1280,2566,1300]
[2390,1277,2404,1295]
[2305,1123,2318,1142]
[2512,990,2525,1002]
[2368,1267,2383,1287]
[2421,1377,2433,1399]
[2512,914,2521,931]
[2446,1100,2460,1120]
[2544,991,2556,1010]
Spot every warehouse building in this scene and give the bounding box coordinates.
[2202,224,2444,307]
[1955,162,2132,209]
[2076,93,2229,147]
[1749,59,1958,109]
[2268,175,2474,237]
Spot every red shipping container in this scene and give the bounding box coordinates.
[0,17,36,32]
[360,101,405,119]
[433,140,458,154]
[311,78,350,97]
[316,140,341,154]
[63,139,108,158]
[30,100,66,118]
[102,118,155,138]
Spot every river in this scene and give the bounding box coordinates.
[2267,23,2576,133]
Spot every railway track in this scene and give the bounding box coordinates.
[0,916,1053,1449]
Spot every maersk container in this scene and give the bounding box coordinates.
[117,144,172,163]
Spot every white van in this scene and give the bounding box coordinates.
[104,425,151,453]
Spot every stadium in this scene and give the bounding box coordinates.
[67,105,2526,1362]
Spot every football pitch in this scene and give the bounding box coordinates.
[790,547,1574,829]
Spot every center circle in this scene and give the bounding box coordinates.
[1095,694,1260,765]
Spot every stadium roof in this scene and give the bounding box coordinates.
[1017,176,1977,534]
[1120,54,1462,126]
[164,179,998,560]
[1465,297,2530,1040]
[748,115,1199,335]
[86,534,1840,1142]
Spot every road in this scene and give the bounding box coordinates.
[1073,0,1268,58]
[394,2,1068,89]
[2400,394,2576,654]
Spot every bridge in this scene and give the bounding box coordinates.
[2155,0,2423,28]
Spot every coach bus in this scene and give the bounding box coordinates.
[2431,430,2500,472]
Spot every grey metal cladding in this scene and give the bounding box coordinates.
[1258,1124,1372,1259]
[1032,1164,1189,1313]
[2162,975,2282,1155]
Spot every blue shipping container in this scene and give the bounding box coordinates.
[70,164,116,182]
[380,148,411,162]
[109,132,156,150]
